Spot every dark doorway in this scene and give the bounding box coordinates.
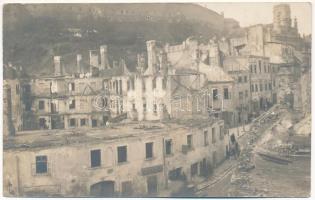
[103,116,108,125]
[147,175,158,195]
[92,119,98,127]
[199,158,207,177]
[90,181,115,197]
[273,93,277,104]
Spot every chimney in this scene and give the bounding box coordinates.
[76,54,82,73]
[54,56,63,76]
[100,45,110,70]
[146,40,157,75]
[89,50,99,73]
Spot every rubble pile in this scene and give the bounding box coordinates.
[228,107,283,197]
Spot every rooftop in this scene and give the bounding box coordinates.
[4,116,221,151]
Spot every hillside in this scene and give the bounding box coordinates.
[3,3,243,76]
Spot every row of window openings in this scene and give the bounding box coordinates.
[249,61,271,74]
[35,128,224,174]
[128,78,167,92]
[212,88,229,100]
[238,90,249,100]
[39,100,76,110]
[250,82,273,92]
[39,99,107,111]
[238,76,248,83]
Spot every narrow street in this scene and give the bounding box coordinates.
[197,105,311,197]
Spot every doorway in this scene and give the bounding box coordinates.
[147,175,158,195]
[90,181,115,197]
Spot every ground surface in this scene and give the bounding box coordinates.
[198,107,311,197]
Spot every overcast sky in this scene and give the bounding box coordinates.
[199,2,312,35]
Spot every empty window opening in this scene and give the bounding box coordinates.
[36,155,48,174]
[145,142,154,159]
[165,139,172,155]
[92,119,98,127]
[90,149,101,168]
[204,130,209,146]
[80,118,87,126]
[212,127,216,144]
[69,99,76,109]
[224,88,229,99]
[187,135,193,149]
[117,146,127,163]
[39,100,45,110]
[212,89,218,100]
[69,118,76,127]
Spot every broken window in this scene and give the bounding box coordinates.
[36,155,48,174]
[16,84,20,95]
[152,78,156,89]
[212,127,216,144]
[239,92,243,100]
[121,181,133,196]
[220,126,224,140]
[127,80,130,91]
[69,99,76,109]
[39,118,47,129]
[69,82,75,91]
[80,119,87,126]
[238,76,242,83]
[187,135,193,149]
[165,139,172,155]
[92,119,98,127]
[69,118,76,127]
[132,103,136,111]
[143,103,147,112]
[145,142,154,159]
[90,149,101,168]
[119,80,122,95]
[153,104,157,115]
[204,130,209,146]
[130,77,135,90]
[117,146,127,163]
[212,89,218,100]
[162,77,167,89]
[142,79,146,92]
[39,100,45,110]
[224,88,229,100]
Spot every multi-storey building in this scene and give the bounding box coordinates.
[3,117,228,197]
[223,56,251,124]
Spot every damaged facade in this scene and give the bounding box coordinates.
[4,118,228,197]
[3,3,311,197]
